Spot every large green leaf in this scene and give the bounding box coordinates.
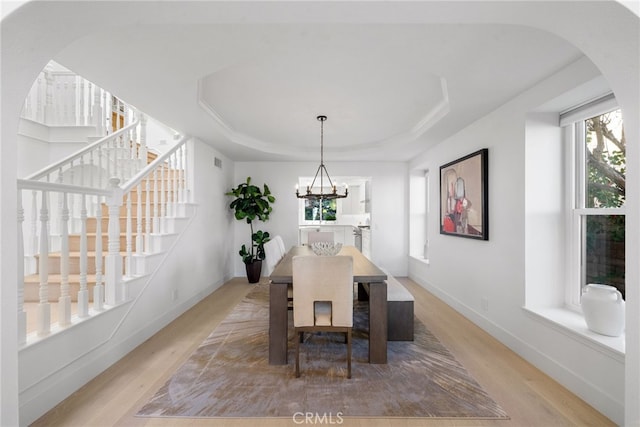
[227,177,277,263]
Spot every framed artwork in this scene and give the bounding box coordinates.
[439,148,488,240]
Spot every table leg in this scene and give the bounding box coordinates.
[269,282,288,365]
[368,281,387,364]
[357,282,369,301]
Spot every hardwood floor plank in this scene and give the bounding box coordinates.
[31,277,614,427]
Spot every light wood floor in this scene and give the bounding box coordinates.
[31,277,614,427]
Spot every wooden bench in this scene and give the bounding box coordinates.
[358,272,414,341]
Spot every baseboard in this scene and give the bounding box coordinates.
[409,274,623,425]
[19,279,223,426]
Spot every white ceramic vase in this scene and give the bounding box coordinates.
[581,284,625,337]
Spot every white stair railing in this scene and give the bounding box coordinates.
[26,118,143,188]
[22,61,114,132]
[17,135,191,346]
[18,181,111,340]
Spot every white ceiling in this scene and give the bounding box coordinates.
[54,14,583,162]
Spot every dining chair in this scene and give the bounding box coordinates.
[307,231,334,244]
[274,235,286,257]
[292,255,354,378]
[263,239,283,277]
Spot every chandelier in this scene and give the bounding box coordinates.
[296,115,348,200]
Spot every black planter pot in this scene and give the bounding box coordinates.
[245,260,262,284]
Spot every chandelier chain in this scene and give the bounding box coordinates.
[295,115,348,201]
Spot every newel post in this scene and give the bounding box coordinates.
[105,177,124,305]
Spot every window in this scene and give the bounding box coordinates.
[563,99,625,310]
[305,198,337,221]
[409,169,429,260]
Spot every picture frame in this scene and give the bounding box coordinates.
[439,148,488,240]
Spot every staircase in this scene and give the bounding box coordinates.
[22,151,166,303]
[17,107,192,343]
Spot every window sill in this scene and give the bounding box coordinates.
[410,255,430,265]
[523,306,624,362]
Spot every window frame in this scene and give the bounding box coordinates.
[562,96,625,311]
[424,169,430,260]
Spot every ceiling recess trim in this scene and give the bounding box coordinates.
[196,76,450,157]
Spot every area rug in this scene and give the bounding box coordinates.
[137,283,508,419]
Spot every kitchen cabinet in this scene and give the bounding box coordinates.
[299,225,355,246]
[341,185,362,215]
[363,181,371,213]
[361,228,371,259]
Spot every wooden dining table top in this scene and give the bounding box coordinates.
[269,245,387,284]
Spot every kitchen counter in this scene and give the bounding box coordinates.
[298,225,357,246]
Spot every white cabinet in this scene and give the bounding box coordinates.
[361,228,371,259]
[341,185,362,215]
[338,181,370,215]
[299,225,356,246]
[363,181,371,214]
[344,227,356,246]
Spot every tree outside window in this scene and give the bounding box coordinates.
[581,109,625,298]
[305,198,337,221]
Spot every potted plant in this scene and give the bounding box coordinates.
[226,177,276,283]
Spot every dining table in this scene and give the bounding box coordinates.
[268,245,388,365]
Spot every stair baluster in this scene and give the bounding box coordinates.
[125,192,132,277]
[44,67,54,125]
[160,164,166,233]
[37,191,51,336]
[69,165,77,233]
[18,191,27,345]
[102,91,108,135]
[145,176,151,253]
[139,114,148,170]
[176,145,183,206]
[183,143,189,203]
[70,77,77,125]
[89,150,95,190]
[59,193,71,326]
[136,183,143,257]
[166,157,173,219]
[78,194,89,318]
[97,147,103,190]
[88,82,94,125]
[130,120,137,181]
[78,76,84,126]
[94,194,104,312]
[30,191,38,260]
[105,177,123,305]
[153,167,159,236]
[172,152,178,216]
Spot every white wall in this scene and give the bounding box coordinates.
[231,161,408,278]
[524,112,566,308]
[18,138,236,425]
[409,57,625,424]
[16,119,92,178]
[2,3,638,426]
